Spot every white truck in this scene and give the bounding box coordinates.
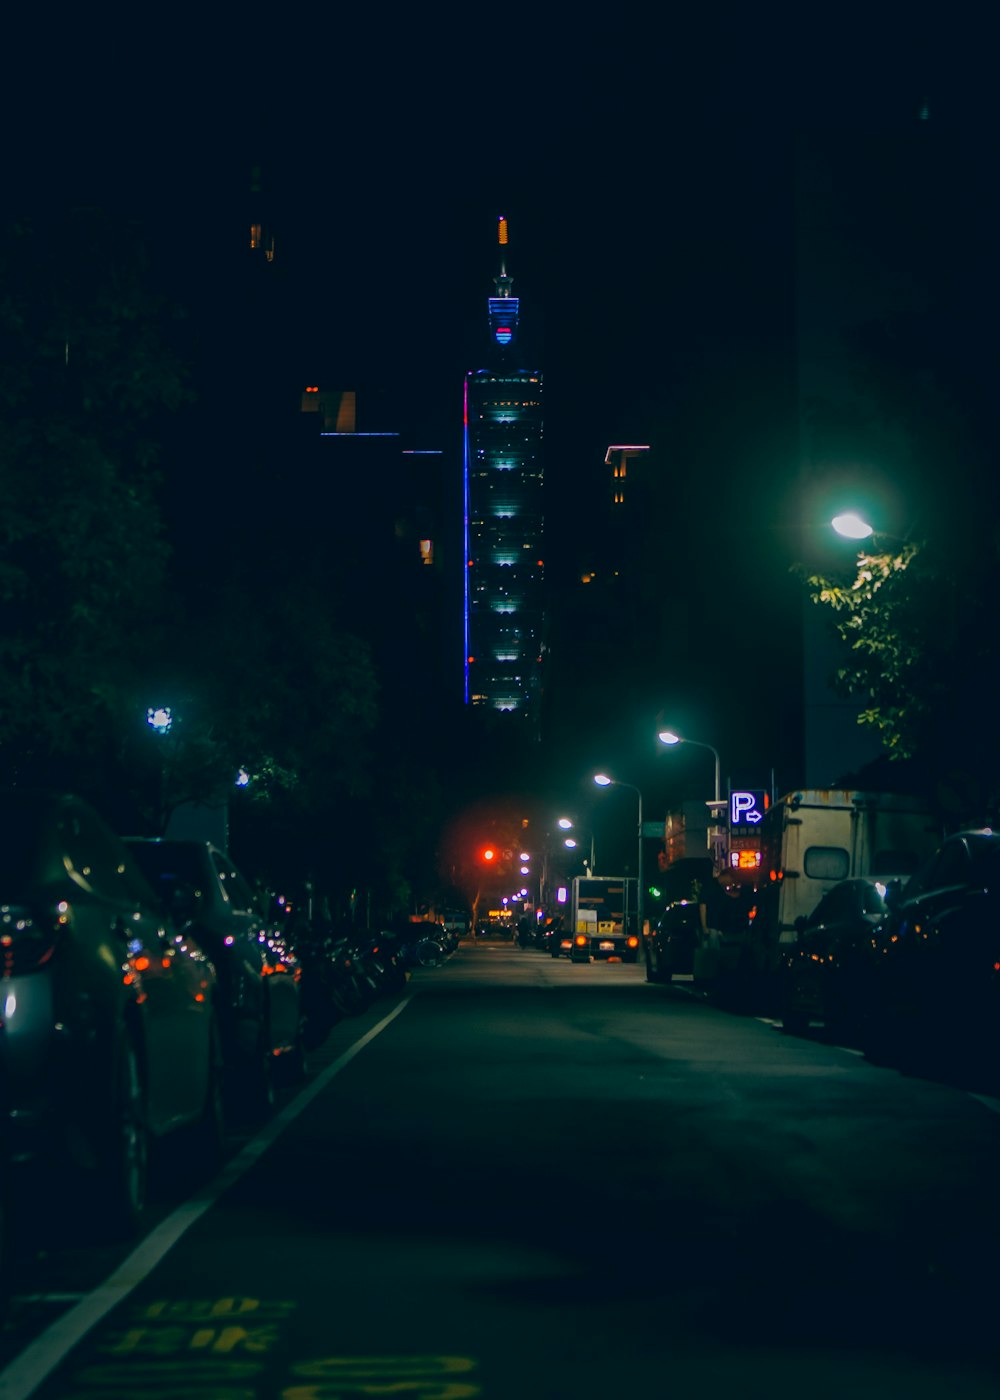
[570,876,640,962]
[713,789,942,1009]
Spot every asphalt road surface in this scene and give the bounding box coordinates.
[1,942,999,1399]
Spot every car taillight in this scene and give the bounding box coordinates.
[0,902,71,977]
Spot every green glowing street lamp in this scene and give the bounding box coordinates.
[146,706,173,735]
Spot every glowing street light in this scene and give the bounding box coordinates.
[831,511,875,541]
[830,512,919,548]
[146,706,173,735]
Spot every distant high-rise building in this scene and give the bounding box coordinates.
[463,216,546,732]
[248,163,276,264]
[295,390,455,712]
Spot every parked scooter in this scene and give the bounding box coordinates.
[276,887,386,1030]
[294,920,381,1032]
[352,929,408,996]
[378,920,450,972]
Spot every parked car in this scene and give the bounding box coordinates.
[124,838,305,1117]
[779,875,897,1039]
[644,901,701,983]
[863,829,1000,1084]
[0,1056,11,1319]
[550,925,575,958]
[0,791,223,1237]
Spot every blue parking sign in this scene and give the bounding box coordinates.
[729,790,766,831]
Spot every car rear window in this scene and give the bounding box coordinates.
[127,842,205,898]
[872,850,921,875]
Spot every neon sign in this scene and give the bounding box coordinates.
[730,790,766,830]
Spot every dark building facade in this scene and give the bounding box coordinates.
[463,216,546,732]
[296,390,454,692]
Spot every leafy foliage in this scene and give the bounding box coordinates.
[802,529,1000,814]
[0,210,187,784]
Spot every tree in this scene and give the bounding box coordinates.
[801,522,1000,823]
[129,564,381,835]
[799,244,1000,823]
[0,208,188,795]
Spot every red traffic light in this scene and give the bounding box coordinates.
[482,847,496,862]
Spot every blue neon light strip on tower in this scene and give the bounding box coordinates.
[463,375,471,706]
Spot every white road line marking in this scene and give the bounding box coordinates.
[0,995,414,1400]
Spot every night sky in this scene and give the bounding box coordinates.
[6,12,996,843]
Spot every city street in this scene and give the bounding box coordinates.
[2,942,999,1399]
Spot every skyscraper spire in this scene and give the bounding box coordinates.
[488,215,519,350]
[494,215,513,294]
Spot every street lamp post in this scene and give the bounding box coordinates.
[593,774,644,941]
[656,729,725,868]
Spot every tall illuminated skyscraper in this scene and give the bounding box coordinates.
[464,216,546,733]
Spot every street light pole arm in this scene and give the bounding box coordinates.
[659,733,722,804]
